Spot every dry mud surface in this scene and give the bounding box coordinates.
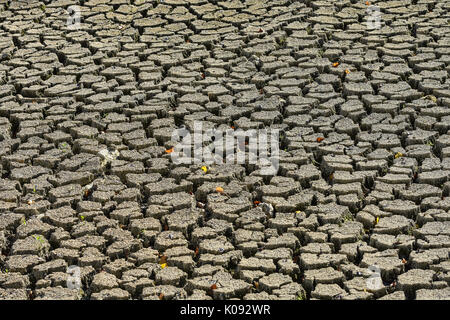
[0,0,450,300]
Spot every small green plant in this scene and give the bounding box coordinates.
[40,4,46,12]
[407,225,417,236]
[34,235,45,243]
[60,142,71,152]
[34,235,45,250]
[80,215,85,221]
[296,292,306,300]
[343,213,354,222]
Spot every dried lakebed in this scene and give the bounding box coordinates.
[0,0,450,300]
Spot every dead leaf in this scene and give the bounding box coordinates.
[216,187,224,194]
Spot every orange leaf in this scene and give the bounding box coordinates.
[254,281,259,289]
[401,258,407,264]
[317,137,324,142]
[165,147,174,154]
[216,187,224,194]
[332,62,339,67]
[254,200,260,205]
[194,247,199,256]
[159,293,164,300]
[365,1,370,5]
[345,69,350,74]
[210,283,217,290]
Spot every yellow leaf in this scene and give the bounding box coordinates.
[160,263,167,269]
[376,217,379,224]
[201,166,208,173]
[394,152,403,159]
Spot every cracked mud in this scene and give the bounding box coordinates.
[0,0,449,300]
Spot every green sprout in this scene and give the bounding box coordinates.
[407,225,417,236]
[60,142,71,152]
[296,292,306,300]
[343,213,354,222]
[80,215,85,221]
[34,235,44,243]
